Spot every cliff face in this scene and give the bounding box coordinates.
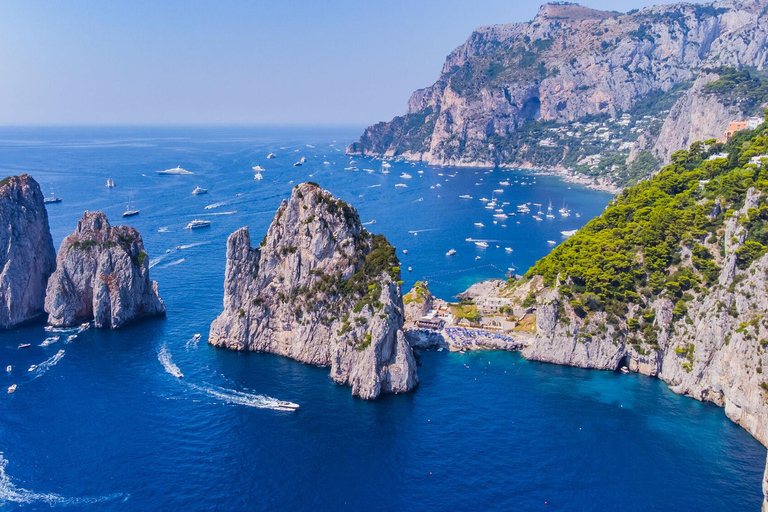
[349,0,768,186]
[0,175,56,328]
[44,211,165,328]
[208,183,418,399]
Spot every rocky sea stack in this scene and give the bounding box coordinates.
[0,174,57,328]
[44,211,165,328]
[209,182,418,399]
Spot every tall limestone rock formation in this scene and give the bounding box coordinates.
[350,0,768,186]
[44,211,165,328]
[0,175,56,328]
[209,182,418,399]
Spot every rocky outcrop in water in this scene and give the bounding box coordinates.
[403,281,434,327]
[0,175,56,328]
[208,182,418,399]
[349,0,768,187]
[44,211,165,328]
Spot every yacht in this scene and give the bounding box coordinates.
[106,177,116,188]
[499,180,511,186]
[7,384,16,394]
[505,247,513,252]
[157,165,193,175]
[254,172,264,180]
[344,166,357,171]
[43,191,62,204]
[381,169,390,175]
[561,229,578,237]
[446,249,457,256]
[459,194,473,199]
[493,213,508,219]
[123,196,139,217]
[546,201,555,219]
[294,157,306,166]
[479,197,490,202]
[18,343,31,349]
[252,165,265,172]
[186,219,211,230]
[547,240,556,245]
[493,189,504,193]
[400,172,412,179]
[192,186,208,195]
[474,241,489,248]
[395,183,408,188]
[474,222,485,227]
[276,400,300,410]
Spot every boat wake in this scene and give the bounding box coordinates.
[204,201,227,210]
[158,344,183,378]
[199,210,237,216]
[184,334,202,350]
[157,226,170,233]
[28,350,65,379]
[0,453,127,506]
[39,336,60,347]
[175,242,210,251]
[187,383,297,411]
[148,254,168,269]
[158,258,185,269]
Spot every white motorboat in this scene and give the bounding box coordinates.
[157,165,193,175]
[400,172,412,179]
[446,249,457,256]
[493,213,508,219]
[459,194,473,199]
[475,241,489,248]
[6,365,11,373]
[254,172,264,180]
[7,384,16,394]
[561,229,578,237]
[267,153,276,159]
[505,247,513,252]
[395,183,408,188]
[294,157,306,166]
[106,177,116,188]
[186,219,211,229]
[192,186,208,195]
[276,400,299,410]
[474,222,485,227]
[252,165,265,172]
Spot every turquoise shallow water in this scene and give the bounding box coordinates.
[0,126,764,510]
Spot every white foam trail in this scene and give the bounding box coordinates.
[39,336,59,347]
[175,242,210,250]
[199,210,236,216]
[408,228,439,234]
[188,383,292,411]
[0,453,127,506]
[204,201,227,210]
[29,350,65,379]
[158,344,183,378]
[367,184,381,188]
[185,335,202,350]
[159,258,185,269]
[157,226,170,233]
[149,254,169,269]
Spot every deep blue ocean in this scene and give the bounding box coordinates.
[0,126,764,510]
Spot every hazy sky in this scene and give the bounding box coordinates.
[0,0,685,126]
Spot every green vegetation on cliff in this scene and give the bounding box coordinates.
[526,110,768,324]
[704,67,768,114]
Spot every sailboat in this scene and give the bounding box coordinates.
[123,195,139,217]
[106,177,115,188]
[546,201,555,219]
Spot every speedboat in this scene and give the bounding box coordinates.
[186,219,211,229]
[459,195,473,199]
[499,180,510,186]
[547,240,556,245]
[18,343,31,349]
[621,366,629,374]
[561,229,578,237]
[446,249,457,256]
[28,365,37,372]
[408,267,413,272]
[254,172,264,180]
[400,172,412,179]
[193,333,201,340]
[475,241,489,248]
[494,213,508,219]
[252,165,265,172]
[106,177,116,188]
[505,247,513,252]
[192,186,208,195]
[7,384,16,394]
[276,400,300,410]
[267,153,276,159]
[157,165,193,175]
[294,157,306,166]
[474,222,485,227]
[6,365,11,373]
[395,183,407,188]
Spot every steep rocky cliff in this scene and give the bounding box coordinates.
[350,0,768,187]
[208,182,418,399]
[0,175,56,328]
[44,211,165,328]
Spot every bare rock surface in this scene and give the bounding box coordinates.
[209,183,418,399]
[44,211,165,328]
[0,175,56,328]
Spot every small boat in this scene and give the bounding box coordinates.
[28,365,37,372]
[505,247,513,252]
[395,183,407,188]
[294,157,306,166]
[475,256,481,260]
[252,165,265,172]
[192,186,208,195]
[493,189,504,193]
[459,195,473,199]
[499,180,510,186]
[479,197,489,202]
[7,384,16,394]
[344,166,358,171]
[446,249,457,256]
[18,343,31,349]
[561,229,578,237]
[437,347,444,352]
[403,250,408,255]
[43,191,62,204]
[533,215,543,221]
[474,222,485,227]
[547,240,556,245]
[193,333,201,340]
[494,213,508,219]
[475,241,489,248]
[400,173,412,179]
[408,267,413,272]
[621,366,629,374]
[254,172,263,180]
[276,400,299,410]
[6,365,11,373]
[106,177,116,188]
[157,165,193,175]
[123,198,139,217]
[267,153,276,159]
[186,219,211,230]
[381,169,390,175]
[323,161,331,165]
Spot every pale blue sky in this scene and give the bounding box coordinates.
[0,0,685,125]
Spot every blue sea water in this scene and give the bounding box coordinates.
[0,126,764,510]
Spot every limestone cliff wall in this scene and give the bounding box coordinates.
[0,175,56,328]
[209,183,418,399]
[44,211,165,328]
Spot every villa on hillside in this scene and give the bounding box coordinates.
[718,117,764,143]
